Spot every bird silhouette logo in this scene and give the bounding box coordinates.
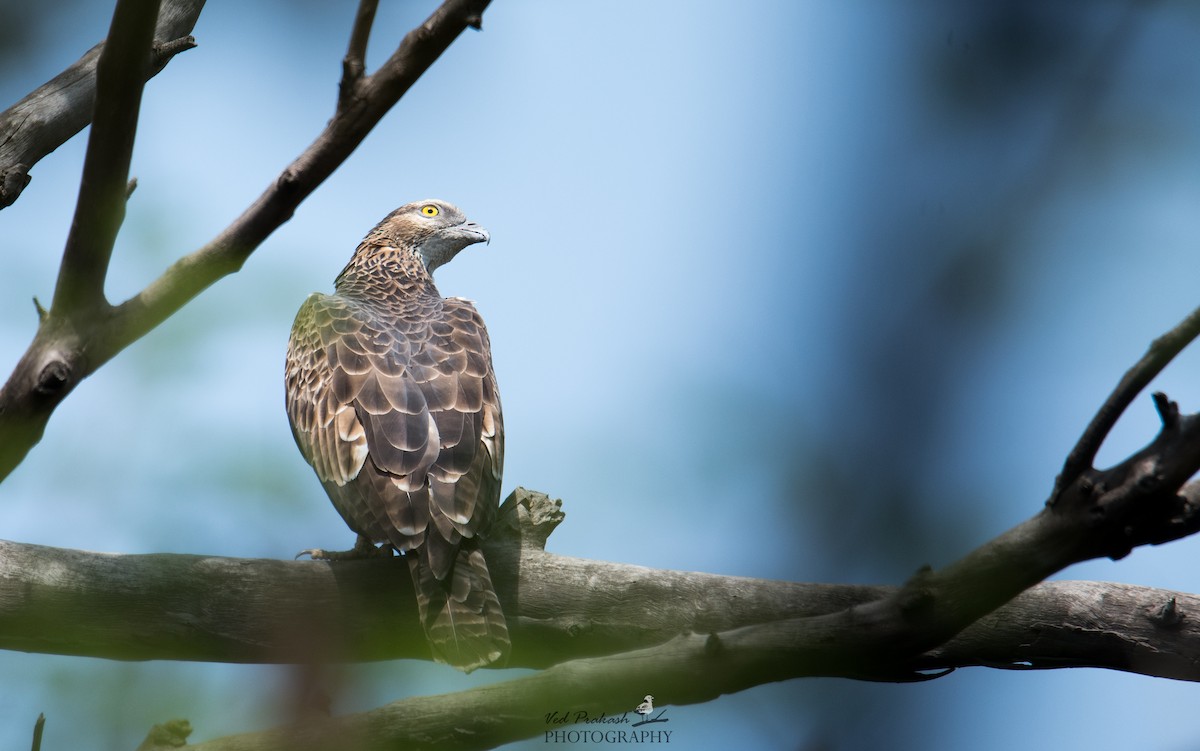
[632,695,668,726]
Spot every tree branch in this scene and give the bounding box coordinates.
[175,574,1200,751]
[1055,302,1200,497]
[4,464,1200,749]
[920,579,1200,680]
[3,489,1200,684]
[0,490,844,666]
[339,0,379,110]
[0,0,203,210]
[788,399,1200,680]
[118,505,1200,751]
[105,0,493,353]
[180,626,828,751]
[0,0,493,482]
[30,713,45,751]
[52,0,160,315]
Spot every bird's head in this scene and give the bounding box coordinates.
[366,199,490,273]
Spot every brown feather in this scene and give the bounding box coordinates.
[285,200,508,671]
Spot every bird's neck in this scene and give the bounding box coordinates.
[334,243,441,304]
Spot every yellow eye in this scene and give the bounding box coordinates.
[420,205,440,217]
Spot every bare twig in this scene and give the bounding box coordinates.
[340,0,380,109]
[152,34,197,64]
[0,0,493,481]
[1054,303,1200,498]
[30,714,45,751]
[0,0,205,210]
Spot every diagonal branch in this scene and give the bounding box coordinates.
[0,0,204,211]
[804,399,1200,680]
[0,0,493,483]
[51,0,160,316]
[180,625,828,751]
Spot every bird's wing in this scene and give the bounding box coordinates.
[285,292,372,488]
[286,292,503,576]
[407,296,504,573]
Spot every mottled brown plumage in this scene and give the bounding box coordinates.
[285,200,507,671]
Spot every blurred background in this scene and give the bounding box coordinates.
[2,1,1200,749]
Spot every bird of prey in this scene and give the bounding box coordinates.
[285,199,508,671]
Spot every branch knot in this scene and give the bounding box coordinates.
[34,360,71,397]
[0,164,32,208]
[1148,597,1184,629]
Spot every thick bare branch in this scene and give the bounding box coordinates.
[922,579,1200,680]
[0,0,204,210]
[0,0,492,482]
[3,489,1200,686]
[0,490,852,666]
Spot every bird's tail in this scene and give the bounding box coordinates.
[407,541,510,672]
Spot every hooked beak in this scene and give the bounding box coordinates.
[460,220,490,246]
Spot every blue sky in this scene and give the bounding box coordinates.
[2,2,1200,749]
